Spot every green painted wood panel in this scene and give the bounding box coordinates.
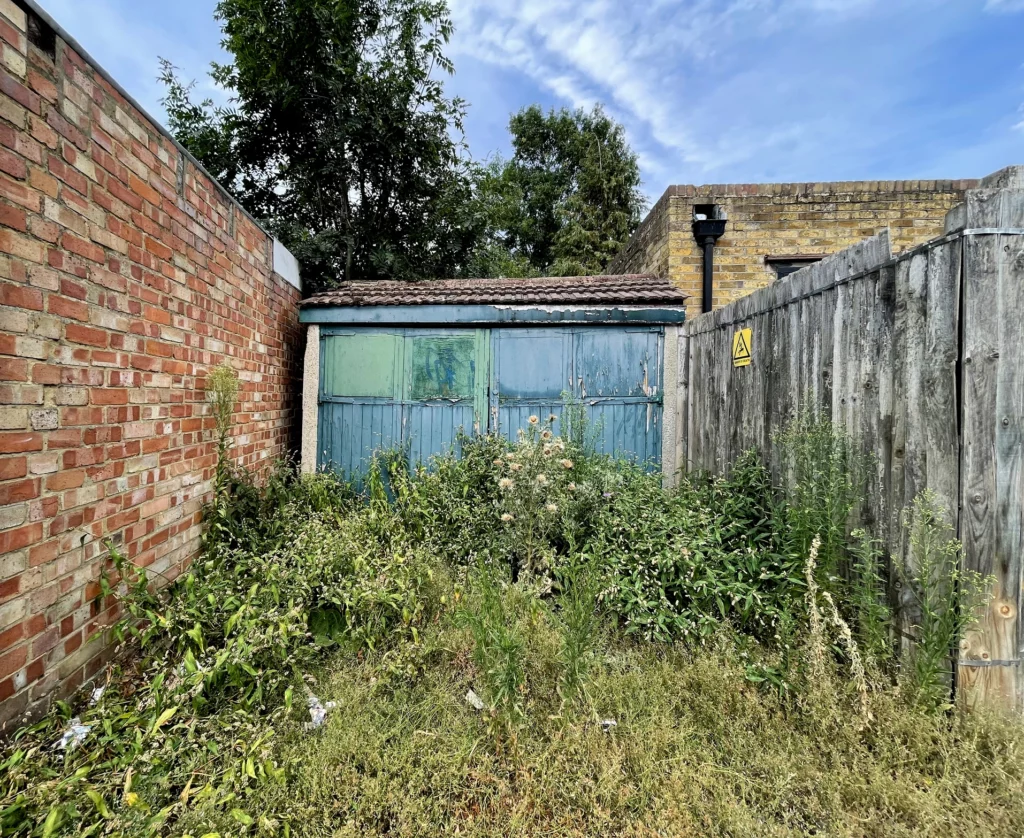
[322,332,400,398]
[408,334,477,399]
[318,328,490,481]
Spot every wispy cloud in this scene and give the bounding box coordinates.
[34,0,1024,194]
[449,0,1024,191]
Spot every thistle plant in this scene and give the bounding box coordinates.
[493,414,577,579]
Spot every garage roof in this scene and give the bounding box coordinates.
[300,274,687,308]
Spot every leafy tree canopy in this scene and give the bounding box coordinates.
[161,1,645,288]
[468,105,645,278]
[162,0,475,292]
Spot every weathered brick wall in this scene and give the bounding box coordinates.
[611,180,978,313]
[0,0,302,726]
[614,189,671,280]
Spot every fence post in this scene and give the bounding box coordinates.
[955,171,1024,713]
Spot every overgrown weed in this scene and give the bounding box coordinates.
[774,409,866,583]
[897,490,992,710]
[0,412,1014,837]
[241,618,1024,838]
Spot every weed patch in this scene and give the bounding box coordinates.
[0,416,1016,837]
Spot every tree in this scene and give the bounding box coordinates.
[161,0,476,292]
[470,105,645,277]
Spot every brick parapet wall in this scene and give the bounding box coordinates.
[0,0,302,726]
[611,179,978,313]
[610,189,672,281]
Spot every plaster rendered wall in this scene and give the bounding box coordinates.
[300,325,319,475]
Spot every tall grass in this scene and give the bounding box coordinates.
[553,559,602,706]
[774,410,866,583]
[239,610,1024,838]
[461,562,528,732]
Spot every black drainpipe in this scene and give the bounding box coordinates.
[692,208,726,314]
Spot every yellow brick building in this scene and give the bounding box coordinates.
[609,179,978,314]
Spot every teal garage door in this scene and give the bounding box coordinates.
[318,326,662,479]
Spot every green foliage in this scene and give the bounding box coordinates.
[897,491,991,710]
[1,412,1010,836]
[206,363,239,502]
[0,466,438,835]
[382,414,623,575]
[466,105,645,277]
[553,560,602,705]
[590,451,801,643]
[460,564,527,731]
[159,59,240,191]
[774,410,867,583]
[246,623,1024,838]
[1,675,287,838]
[206,363,239,444]
[378,433,510,563]
[161,0,475,292]
[161,4,646,287]
[849,528,895,670]
[493,414,580,578]
[115,488,438,714]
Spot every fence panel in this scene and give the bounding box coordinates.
[675,175,1024,712]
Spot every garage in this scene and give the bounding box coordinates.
[298,275,687,483]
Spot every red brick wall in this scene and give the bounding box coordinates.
[0,0,302,727]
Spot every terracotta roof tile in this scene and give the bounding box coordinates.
[300,274,687,308]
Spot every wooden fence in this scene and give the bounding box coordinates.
[671,167,1024,712]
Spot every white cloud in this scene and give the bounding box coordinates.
[449,0,895,186]
[37,0,1023,193]
[449,0,1021,190]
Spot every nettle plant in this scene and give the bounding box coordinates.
[493,415,578,579]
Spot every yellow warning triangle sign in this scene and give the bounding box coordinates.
[733,328,752,367]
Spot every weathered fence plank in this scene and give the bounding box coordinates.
[958,232,1011,708]
[875,265,897,548]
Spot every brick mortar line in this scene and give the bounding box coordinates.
[18,0,276,246]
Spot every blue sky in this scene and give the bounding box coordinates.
[40,0,1024,201]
